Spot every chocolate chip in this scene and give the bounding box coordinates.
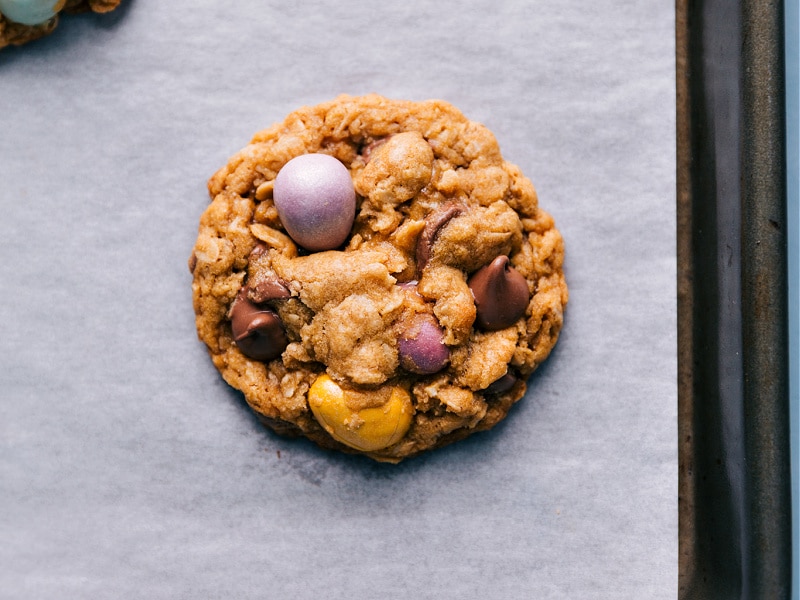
[230,288,288,361]
[484,372,518,395]
[249,242,268,260]
[246,244,291,303]
[415,202,465,271]
[248,276,291,304]
[468,255,529,330]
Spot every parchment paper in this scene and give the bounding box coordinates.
[0,1,677,597]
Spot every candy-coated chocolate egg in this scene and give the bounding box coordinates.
[398,314,450,374]
[307,374,413,452]
[0,0,64,25]
[273,153,356,251]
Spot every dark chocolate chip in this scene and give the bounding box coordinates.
[415,202,465,272]
[468,255,530,330]
[249,242,268,260]
[247,241,291,303]
[248,277,291,304]
[484,372,518,395]
[230,288,288,361]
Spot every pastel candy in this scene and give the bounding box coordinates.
[398,313,450,374]
[307,375,413,452]
[0,0,64,25]
[273,153,356,251]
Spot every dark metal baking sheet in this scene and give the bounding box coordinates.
[677,1,792,598]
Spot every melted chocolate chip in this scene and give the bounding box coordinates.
[468,255,530,330]
[415,202,465,272]
[248,277,291,304]
[230,288,288,361]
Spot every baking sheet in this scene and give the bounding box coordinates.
[0,1,677,597]
[788,1,800,596]
[677,1,792,598]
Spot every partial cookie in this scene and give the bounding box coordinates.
[190,94,568,463]
[0,0,121,49]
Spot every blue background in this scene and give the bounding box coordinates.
[787,0,799,597]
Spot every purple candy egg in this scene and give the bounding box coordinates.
[398,314,450,374]
[273,153,356,251]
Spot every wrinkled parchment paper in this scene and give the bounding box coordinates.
[0,1,676,597]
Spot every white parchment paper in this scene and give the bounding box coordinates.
[0,1,677,597]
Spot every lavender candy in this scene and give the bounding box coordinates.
[273,153,356,252]
[398,314,450,374]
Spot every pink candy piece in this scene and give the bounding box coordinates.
[273,153,356,251]
[398,314,450,374]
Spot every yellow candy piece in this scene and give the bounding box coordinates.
[308,374,413,452]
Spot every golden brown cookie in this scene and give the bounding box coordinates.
[190,94,568,462]
[0,0,121,49]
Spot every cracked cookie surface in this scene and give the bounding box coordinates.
[190,94,568,462]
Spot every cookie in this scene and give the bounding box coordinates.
[0,0,121,49]
[190,94,568,463]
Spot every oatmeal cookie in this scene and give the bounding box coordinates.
[190,94,568,462]
[0,0,121,49]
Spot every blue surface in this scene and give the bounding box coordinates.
[787,1,799,598]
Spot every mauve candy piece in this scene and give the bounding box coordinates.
[273,153,356,251]
[230,289,288,361]
[360,137,389,163]
[468,255,530,330]
[398,313,450,374]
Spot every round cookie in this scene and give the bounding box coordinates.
[0,0,121,49]
[190,94,568,463]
